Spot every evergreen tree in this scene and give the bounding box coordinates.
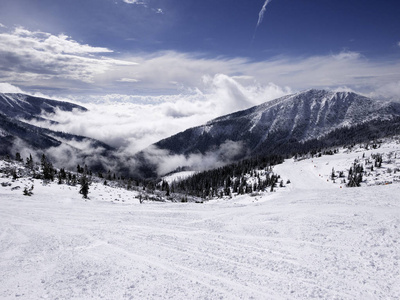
[57,172,63,184]
[165,182,170,197]
[79,174,90,199]
[347,161,363,187]
[15,152,22,162]
[71,174,77,186]
[41,154,54,181]
[331,168,336,180]
[26,154,34,170]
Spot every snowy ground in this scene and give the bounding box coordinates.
[1,143,400,299]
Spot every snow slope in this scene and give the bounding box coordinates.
[1,145,400,299]
[0,93,86,119]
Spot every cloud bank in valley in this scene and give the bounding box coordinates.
[14,73,289,176]
[29,74,291,155]
[142,140,246,176]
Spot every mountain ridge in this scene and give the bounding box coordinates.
[140,89,400,176]
[0,93,87,122]
[0,93,116,173]
[2,90,400,179]
[208,89,399,140]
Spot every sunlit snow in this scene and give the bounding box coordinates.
[1,140,399,299]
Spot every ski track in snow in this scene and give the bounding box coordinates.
[1,144,400,299]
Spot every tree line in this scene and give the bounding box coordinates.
[166,154,284,198]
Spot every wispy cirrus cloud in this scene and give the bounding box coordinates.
[256,0,273,28]
[117,78,140,83]
[121,0,164,14]
[123,0,144,4]
[253,0,273,40]
[110,50,400,97]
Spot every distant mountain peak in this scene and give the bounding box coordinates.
[146,89,400,175]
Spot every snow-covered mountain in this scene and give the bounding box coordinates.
[2,90,400,179]
[0,93,115,172]
[152,89,400,158]
[0,93,86,121]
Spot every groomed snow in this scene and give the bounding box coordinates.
[1,144,400,299]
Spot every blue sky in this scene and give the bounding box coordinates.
[0,0,400,99]
[1,0,400,152]
[2,0,400,59]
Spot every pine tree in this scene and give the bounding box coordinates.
[41,154,54,181]
[331,168,336,180]
[15,152,22,162]
[79,174,90,199]
[26,154,34,170]
[347,162,363,187]
[165,182,170,197]
[71,174,77,186]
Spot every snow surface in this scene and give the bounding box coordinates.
[1,144,400,299]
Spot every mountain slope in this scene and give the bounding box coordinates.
[153,89,400,157]
[0,94,115,173]
[0,93,86,121]
[131,89,400,177]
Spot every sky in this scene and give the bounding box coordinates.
[1,0,400,155]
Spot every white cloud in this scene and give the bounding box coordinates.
[0,27,135,87]
[398,41,400,48]
[1,27,400,101]
[257,0,273,28]
[107,50,400,98]
[0,82,25,93]
[118,78,140,83]
[0,23,6,28]
[123,0,144,4]
[371,81,400,100]
[333,51,361,60]
[143,140,246,175]
[10,27,113,54]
